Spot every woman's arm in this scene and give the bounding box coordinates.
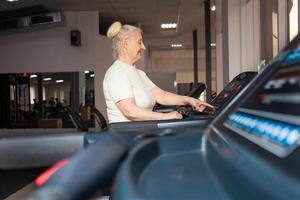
[116,98,182,121]
[151,86,213,112]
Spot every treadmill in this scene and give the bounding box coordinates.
[29,34,300,199]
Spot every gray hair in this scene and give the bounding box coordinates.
[107,22,142,59]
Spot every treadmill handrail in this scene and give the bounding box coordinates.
[91,106,108,130]
[64,106,89,132]
[29,133,128,200]
[187,82,207,98]
[109,117,213,130]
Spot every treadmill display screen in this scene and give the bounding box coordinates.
[224,48,300,157]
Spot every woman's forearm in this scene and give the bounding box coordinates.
[153,88,212,112]
[158,91,191,106]
[122,105,174,121]
[152,86,193,106]
[116,99,182,121]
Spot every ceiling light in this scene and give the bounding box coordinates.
[171,44,182,48]
[30,74,37,78]
[43,78,52,81]
[90,74,95,77]
[161,23,177,29]
[56,80,64,83]
[84,70,90,74]
[5,0,19,2]
[211,5,216,11]
[211,43,216,47]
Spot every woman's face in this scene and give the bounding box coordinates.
[126,31,146,64]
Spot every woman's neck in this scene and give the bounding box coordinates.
[117,54,135,66]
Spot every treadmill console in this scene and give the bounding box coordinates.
[222,46,300,157]
[207,71,257,113]
[183,71,257,117]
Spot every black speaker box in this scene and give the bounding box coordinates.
[70,30,81,46]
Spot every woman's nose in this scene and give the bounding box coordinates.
[141,42,146,50]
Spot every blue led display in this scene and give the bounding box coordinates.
[227,112,300,148]
[284,49,300,64]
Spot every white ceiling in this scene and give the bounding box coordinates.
[0,0,215,49]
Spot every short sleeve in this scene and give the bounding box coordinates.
[107,69,134,103]
[138,70,156,89]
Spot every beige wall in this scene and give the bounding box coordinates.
[149,48,216,92]
[150,49,209,72]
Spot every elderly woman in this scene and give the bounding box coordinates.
[103,21,213,123]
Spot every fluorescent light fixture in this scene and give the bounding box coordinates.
[30,74,37,78]
[160,23,177,29]
[43,78,52,81]
[56,80,64,83]
[84,70,90,74]
[211,5,216,11]
[171,44,182,48]
[5,0,19,2]
[211,43,216,47]
[90,74,95,77]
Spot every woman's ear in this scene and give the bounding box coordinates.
[123,37,129,48]
[118,38,128,55]
[118,38,127,52]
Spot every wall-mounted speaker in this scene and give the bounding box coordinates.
[70,30,81,46]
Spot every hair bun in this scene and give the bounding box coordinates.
[107,21,122,39]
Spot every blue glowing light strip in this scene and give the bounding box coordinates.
[227,112,300,148]
[284,49,300,64]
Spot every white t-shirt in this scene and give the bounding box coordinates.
[103,60,156,123]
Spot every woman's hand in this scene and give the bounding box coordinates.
[187,97,214,112]
[163,111,183,120]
